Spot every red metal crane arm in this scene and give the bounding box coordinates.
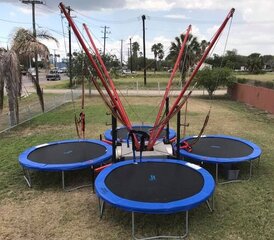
[149,25,192,143]
[59,3,132,130]
[82,24,132,129]
[147,8,235,149]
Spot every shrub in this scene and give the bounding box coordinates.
[194,67,235,98]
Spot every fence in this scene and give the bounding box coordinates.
[0,91,81,133]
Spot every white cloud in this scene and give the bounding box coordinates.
[18,6,32,15]
[125,0,175,11]
[9,11,16,17]
[164,14,187,20]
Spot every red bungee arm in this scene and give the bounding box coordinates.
[83,24,132,130]
[149,25,191,143]
[147,8,235,149]
[59,3,131,129]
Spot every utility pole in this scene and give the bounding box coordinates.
[21,0,44,84]
[129,38,133,73]
[66,6,73,87]
[142,15,147,85]
[120,39,123,68]
[101,26,110,56]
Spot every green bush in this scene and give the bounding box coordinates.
[265,81,274,89]
[194,67,235,98]
[237,78,248,84]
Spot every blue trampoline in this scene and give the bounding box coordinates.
[104,125,176,143]
[19,139,112,189]
[179,135,262,183]
[95,158,215,239]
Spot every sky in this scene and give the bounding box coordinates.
[1,0,274,62]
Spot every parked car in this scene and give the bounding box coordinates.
[28,67,36,77]
[46,73,61,81]
[58,67,67,74]
[50,69,58,74]
[122,69,136,75]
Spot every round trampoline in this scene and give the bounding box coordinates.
[104,125,176,143]
[19,139,112,188]
[179,135,261,163]
[95,158,215,238]
[179,135,262,183]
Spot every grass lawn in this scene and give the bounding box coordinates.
[235,72,274,82]
[43,71,183,91]
[0,95,273,239]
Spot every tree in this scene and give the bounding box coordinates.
[151,43,164,72]
[132,42,140,58]
[11,28,58,111]
[206,49,248,70]
[69,51,120,83]
[0,48,21,125]
[247,53,263,74]
[168,33,209,82]
[262,55,274,70]
[131,41,140,71]
[194,67,235,98]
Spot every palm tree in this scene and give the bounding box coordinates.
[11,28,58,112]
[151,43,164,72]
[0,48,21,125]
[132,42,140,58]
[247,53,263,74]
[168,33,209,82]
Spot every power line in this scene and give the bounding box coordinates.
[73,9,139,24]
[0,18,31,25]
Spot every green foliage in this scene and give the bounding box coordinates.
[254,80,274,89]
[265,81,274,89]
[69,51,120,82]
[247,53,264,74]
[167,33,209,82]
[237,78,248,84]
[206,50,248,70]
[194,67,235,97]
[151,43,164,71]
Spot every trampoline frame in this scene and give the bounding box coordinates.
[179,135,262,184]
[95,159,215,239]
[19,139,112,190]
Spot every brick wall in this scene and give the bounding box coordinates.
[228,83,274,114]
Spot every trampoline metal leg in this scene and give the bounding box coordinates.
[98,198,105,219]
[131,211,188,240]
[215,163,219,184]
[206,195,214,212]
[22,167,32,188]
[218,160,254,185]
[62,169,93,192]
[62,171,65,190]
[248,160,253,181]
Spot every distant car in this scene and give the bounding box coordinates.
[46,73,61,81]
[58,67,67,74]
[28,67,36,77]
[50,69,58,74]
[122,69,136,75]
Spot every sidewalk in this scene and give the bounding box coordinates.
[28,88,227,97]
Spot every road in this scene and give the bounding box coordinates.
[20,70,227,97]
